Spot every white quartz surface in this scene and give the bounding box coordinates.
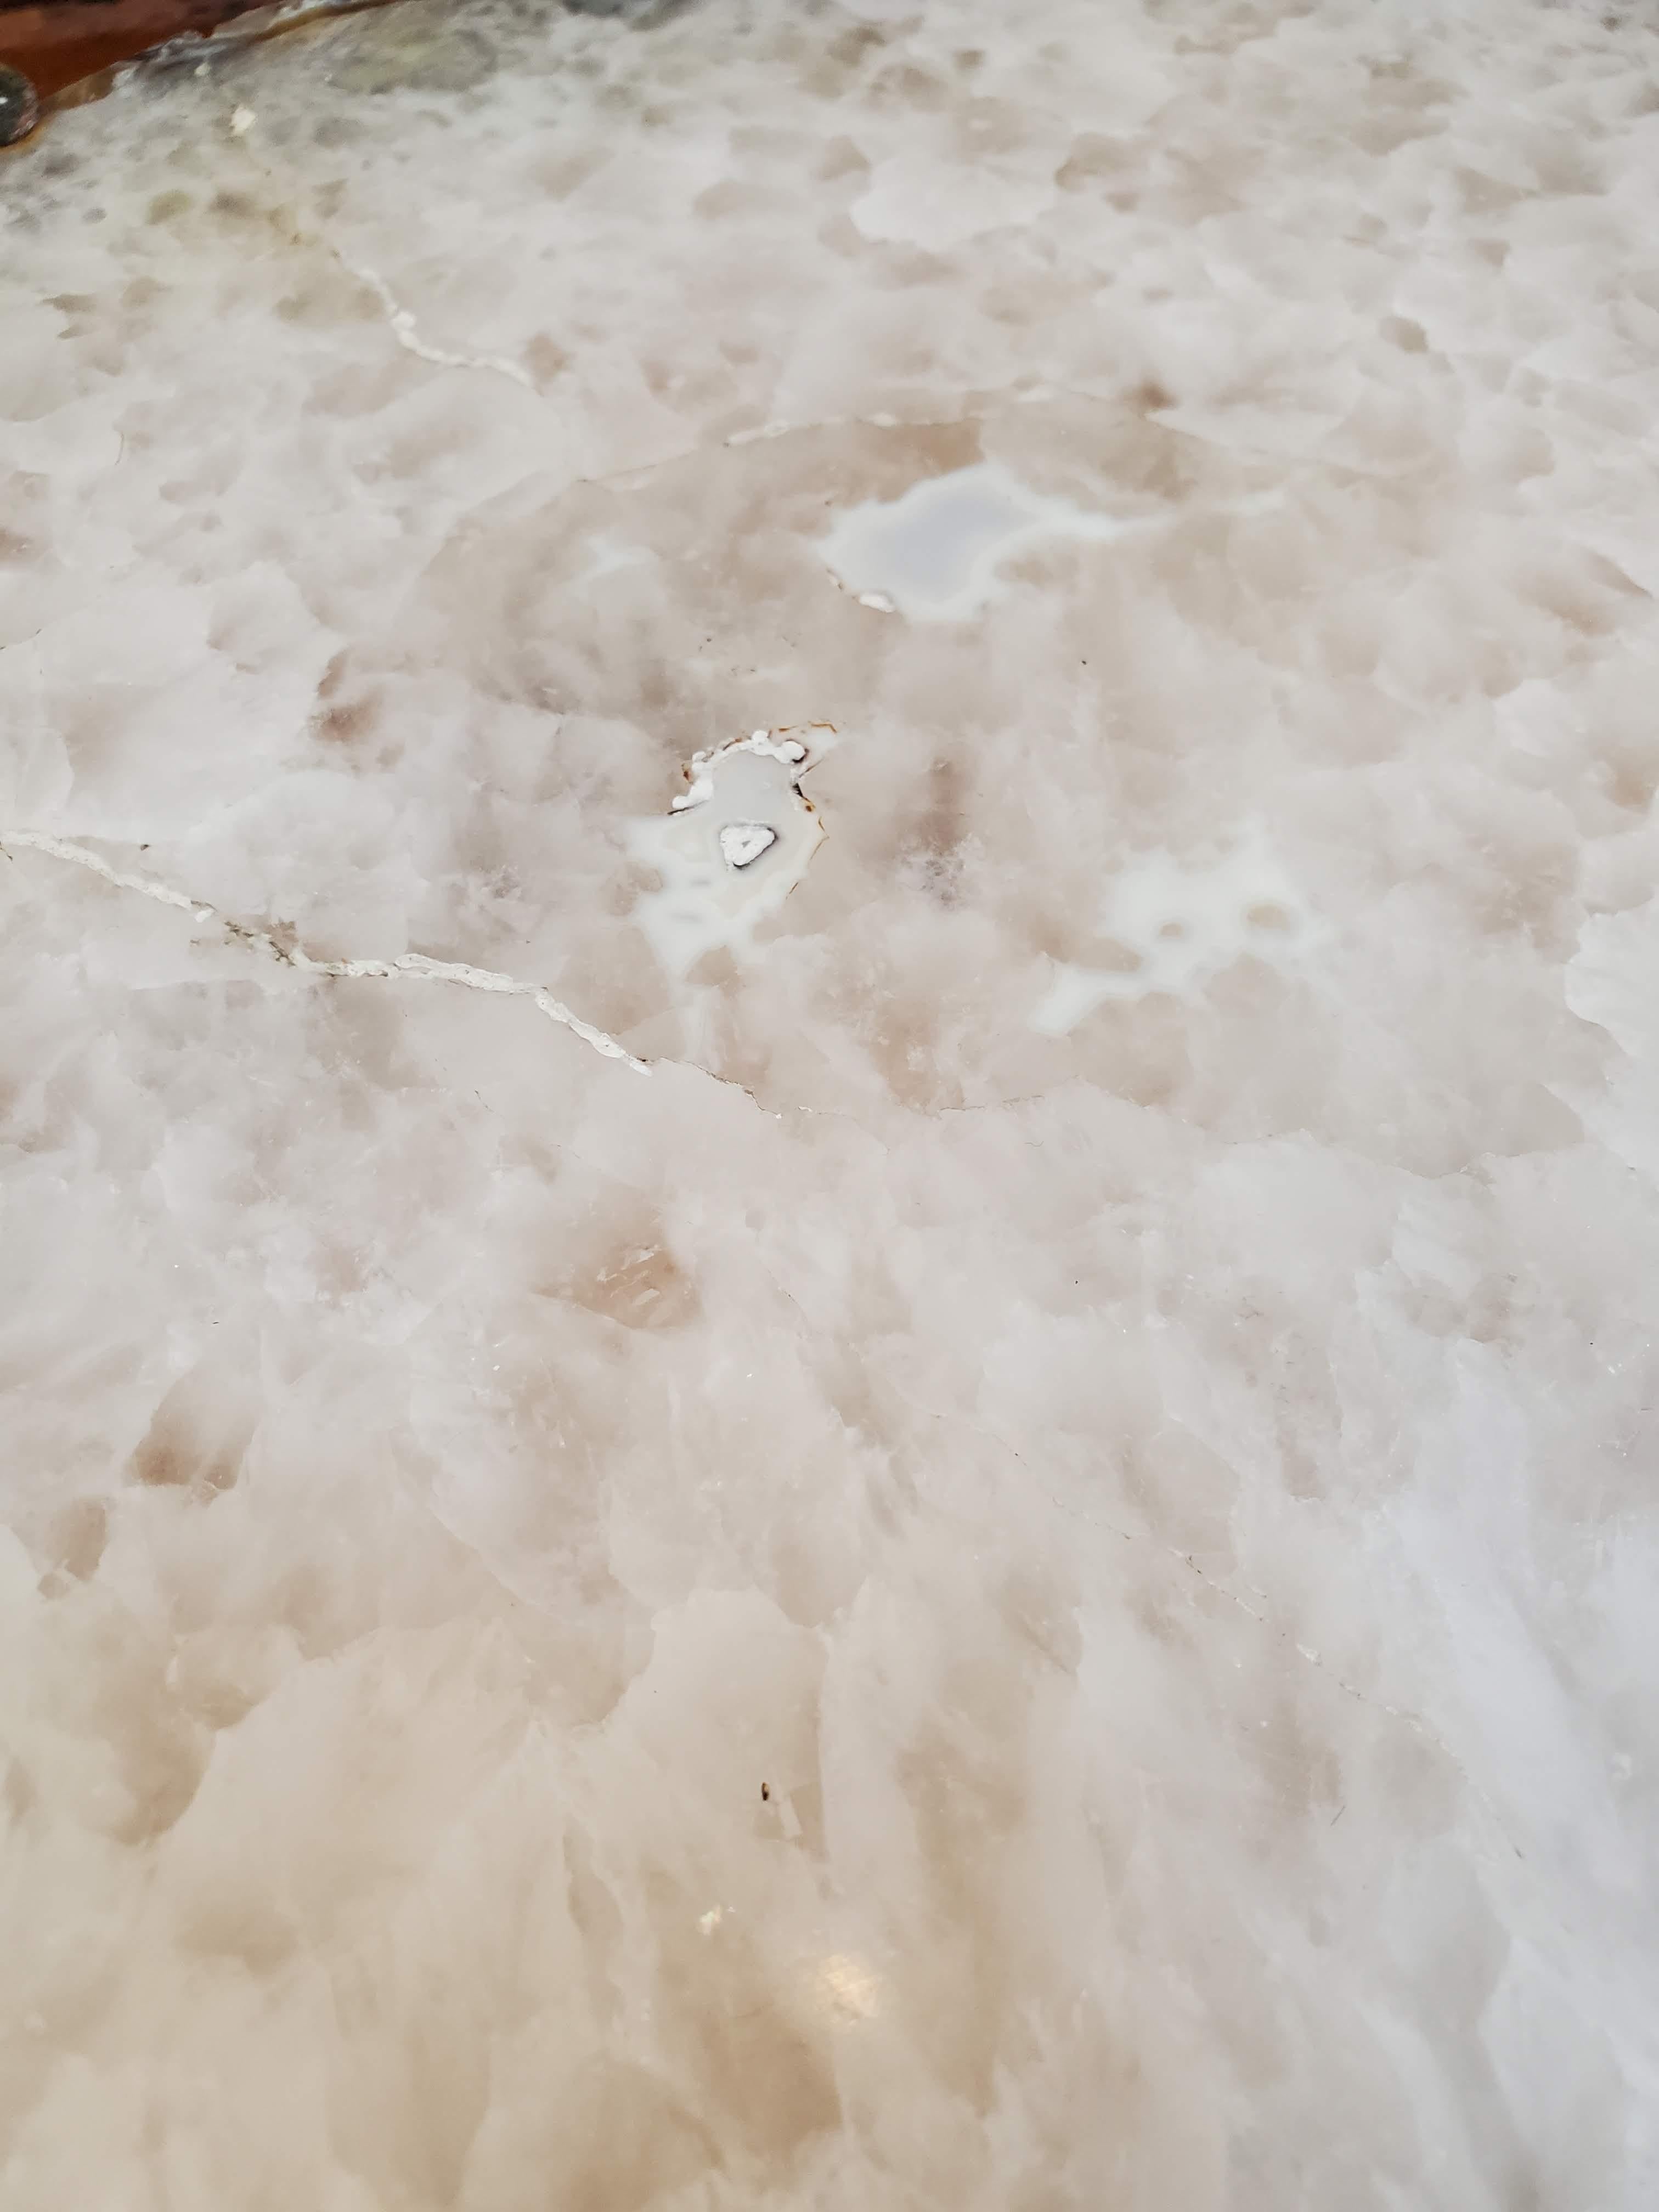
[3,2,1658,2204]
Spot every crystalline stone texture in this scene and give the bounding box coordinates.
[2,3,1657,2207]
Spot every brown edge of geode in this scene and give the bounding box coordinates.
[0,0,421,126]
[0,2,283,99]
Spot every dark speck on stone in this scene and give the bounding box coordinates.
[0,66,40,148]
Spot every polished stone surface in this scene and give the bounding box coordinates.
[3,2,1658,2205]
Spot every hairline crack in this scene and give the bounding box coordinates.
[2,827,649,1074]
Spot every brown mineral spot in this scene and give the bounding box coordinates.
[1381,314,1429,353]
[524,331,570,384]
[1057,132,1134,190]
[313,695,379,746]
[814,134,869,183]
[129,1363,256,1498]
[1126,377,1175,413]
[44,1496,109,1582]
[1247,903,1295,934]
[574,1243,699,1332]
[900,757,968,901]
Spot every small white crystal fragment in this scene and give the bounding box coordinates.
[719,822,777,871]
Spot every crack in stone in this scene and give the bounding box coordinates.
[343,259,539,392]
[229,121,544,398]
[221,128,1246,569]
[3,830,216,921]
[0,841,1564,1884]
[2,830,1083,1133]
[1,828,648,1073]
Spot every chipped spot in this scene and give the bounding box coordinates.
[629,729,830,978]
